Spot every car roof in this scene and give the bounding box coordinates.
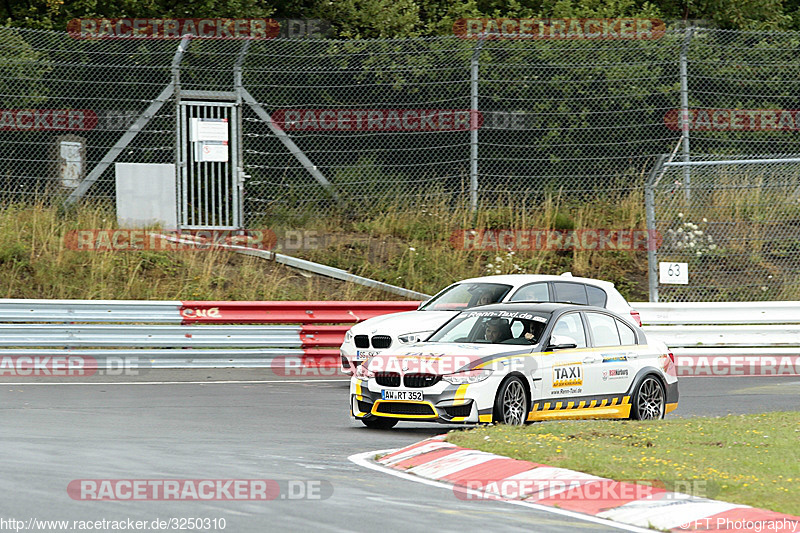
[455,273,617,290]
[460,302,609,315]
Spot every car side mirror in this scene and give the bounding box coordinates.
[547,334,578,350]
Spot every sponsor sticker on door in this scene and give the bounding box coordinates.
[602,368,629,381]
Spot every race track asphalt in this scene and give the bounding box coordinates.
[1,370,797,532]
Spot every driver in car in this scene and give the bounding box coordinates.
[475,290,496,307]
[485,318,511,343]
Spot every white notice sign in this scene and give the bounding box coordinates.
[195,141,229,162]
[190,118,229,142]
[659,262,688,285]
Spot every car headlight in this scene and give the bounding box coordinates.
[344,328,354,343]
[355,365,374,379]
[398,331,434,344]
[442,369,493,385]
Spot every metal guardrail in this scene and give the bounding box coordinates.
[0,299,183,323]
[632,301,800,376]
[634,301,800,348]
[1,299,797,375]
[0,299,420,371]
[0,324,349,348]
[633,301,800,325]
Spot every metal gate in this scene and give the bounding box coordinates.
[646,155,800,302]
[178,101,241,229]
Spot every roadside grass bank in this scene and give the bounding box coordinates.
[0,194,649,300]
[446,412,800,515]
[0,203,391,301]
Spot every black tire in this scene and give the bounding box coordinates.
[630,375,666,420]
[493,376,529,425]
[361,416,398,429]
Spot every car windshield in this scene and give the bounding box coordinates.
[419,283,512,311]
[427,309,551,345]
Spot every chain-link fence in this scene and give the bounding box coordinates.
[648,157,800,302]
[0,26,688,210]
[2,26,800,300]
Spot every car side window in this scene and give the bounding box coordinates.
[586,286,607,306]
[446,317,478,341]
[552,282,588,305]
[586,312,621,347]
[616,318,637,345]
[551,313,587,348]
[509,282,549,302]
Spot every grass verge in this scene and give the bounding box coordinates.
[446,412,800,515]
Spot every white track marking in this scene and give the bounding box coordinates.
[349,450,656,533]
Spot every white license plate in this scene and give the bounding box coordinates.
[382,390,423,401]
[354,350,379,361]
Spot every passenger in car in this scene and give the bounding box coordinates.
[523,322,538,343]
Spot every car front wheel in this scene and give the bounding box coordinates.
[493,376,528,425]
[630,375,665,420]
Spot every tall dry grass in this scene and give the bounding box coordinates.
[0,194,654,301]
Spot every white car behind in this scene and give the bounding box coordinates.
[340,273,640,374]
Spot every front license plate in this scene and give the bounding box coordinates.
[354,350,379,361]
[381,390,423,401]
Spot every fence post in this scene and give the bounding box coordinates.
[679,27,694,201]
[646,154,667,303]
[64,35,192,207]
[470,37,485,213]
[234,40,250,226]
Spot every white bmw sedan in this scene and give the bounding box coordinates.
[350,302,678,429]
[340,273,640,374]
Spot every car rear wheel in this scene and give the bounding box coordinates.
[493,376,528,425]
[361,416,398,429]
[630,375,665,420]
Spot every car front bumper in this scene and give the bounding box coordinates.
[349,377,498,424]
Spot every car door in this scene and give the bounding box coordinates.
[542,311,591,406]
[583,311,635,396]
